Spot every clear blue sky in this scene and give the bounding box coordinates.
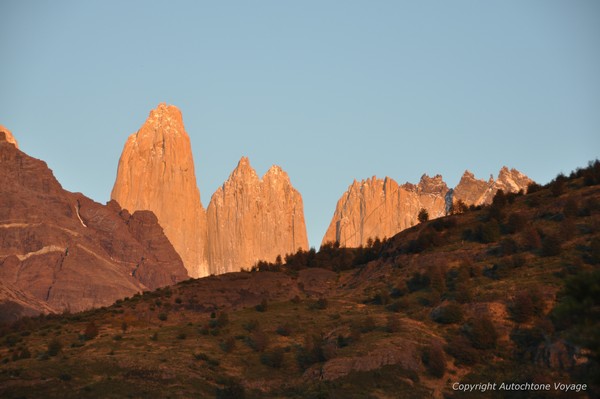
[1,1,599,248]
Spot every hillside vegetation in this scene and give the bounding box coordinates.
[1,161,599,398]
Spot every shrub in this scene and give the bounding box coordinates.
[422,343,446,378]
[158,313,168,321]
[522,227,542,251]
[47,338,62,357]
[499,238,519,256]
[216,379,245,399]
[541,234,562,257]
[427,264,446,294]
[247,330,269,352]
[83,322,99,340]
[454,283,473,304]
[431,302,463,324]
[276,324,292,336]
[369,290,391,306]
[465,317,498,350]
[296,334,327,370]
[407,272,430,292]
[255,298,268,312]
[220,337,236,353]
[563,198,579,218]
[477,221,501,243]
[418,208,429,223]
[260,347,285,368]
[527,182,542,194]
[385,300,404,313]
[445,336,480,365]
[550,175,566,197]
[243,319,259,332]
[314,297,328,310]
[505,212,527,234]
[510,326,545,361]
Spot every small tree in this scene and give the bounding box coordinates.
[418,208,429,223]
[466,316,498,350]
[47,338,62,357]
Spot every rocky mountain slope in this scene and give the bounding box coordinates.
[323,167,532,247]
[111,104,308,277]
[207,157,308,275]
[1,161,598,398]
[0,131,188,318]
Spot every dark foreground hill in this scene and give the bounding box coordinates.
[0,161,599,398]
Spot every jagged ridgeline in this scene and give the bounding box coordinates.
[111,104,533,278]
[1,159,598,398]
[322,168,532,248]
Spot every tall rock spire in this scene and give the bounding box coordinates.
[111,103,209,277]
[207,157,308,274]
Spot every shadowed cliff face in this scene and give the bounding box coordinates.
[207,157,309,274]
[0,131,188,317]
[111,103,209,277]
[322,168,532,248]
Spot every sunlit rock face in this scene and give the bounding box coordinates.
[207,157,309,274]
[112,104,309,276]
[0,131,187,316]
[321,175,449,248]
[111,103,209,277]
[323,167,532,248]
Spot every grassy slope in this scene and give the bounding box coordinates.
[1,171,599,399]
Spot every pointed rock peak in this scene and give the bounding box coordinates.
[228,156,259,182]
[419,173,444,184]
[264,165,290,182]
[418,173,448,194]
[149,102,183,120]
[498,166,511,175]
[266,164,283,174]
[461,170,475,179]
[0,125,18,148]
[139,103,185,139]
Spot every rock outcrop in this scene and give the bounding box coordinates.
[323,167,532,247]
[321,175,449,247]
[0,130,188,316]
[207,157,308,274]
[0,126,18,148]
[452,167,533,206]
[111,103,209,277]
